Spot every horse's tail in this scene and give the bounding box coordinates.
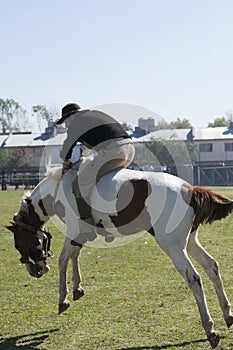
[183,185,233,232]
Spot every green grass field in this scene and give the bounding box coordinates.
[1,188,233,349]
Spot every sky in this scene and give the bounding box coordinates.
[1,0,233,132]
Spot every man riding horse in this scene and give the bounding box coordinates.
[56,102,135,235]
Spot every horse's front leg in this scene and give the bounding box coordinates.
[70,242,84,301]
[58,238,72,314]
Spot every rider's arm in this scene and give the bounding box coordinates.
[60,132,79,161]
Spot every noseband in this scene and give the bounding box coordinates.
[13,214,53,264]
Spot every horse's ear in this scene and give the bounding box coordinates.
[2,223,16,233]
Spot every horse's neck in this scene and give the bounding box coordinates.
[29,169,77,224]
[29,175,61,223]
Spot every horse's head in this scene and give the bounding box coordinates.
[5,218,52,278]
[5,172,63,278]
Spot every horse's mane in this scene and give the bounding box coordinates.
[18,166,62,210]
[46,165,63,181]
[18,193,31,215]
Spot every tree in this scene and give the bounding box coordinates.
[170,118,192,129]
[0,148,26,169]
[144,139,189,165]
[121,122,133,132]
[158,117,192,129]
[208,117,229,127]
[157,120,170,129]
[32,105,58,131]
[0,98,28,133]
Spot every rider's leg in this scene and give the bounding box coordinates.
[73,142,135,221]
[77,143,135,199]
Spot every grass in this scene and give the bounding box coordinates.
[1,187,233,349]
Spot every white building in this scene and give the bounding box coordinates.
[0,121,82,170]
[134,126,233,164]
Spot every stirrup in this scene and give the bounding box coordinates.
[72,159,82,170]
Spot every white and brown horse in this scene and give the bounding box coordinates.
[5,167,233,348]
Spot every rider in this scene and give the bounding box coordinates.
[56,103,135,229]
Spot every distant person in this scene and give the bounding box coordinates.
[142,164,154,172]
[161,163,167,172]
[56,102,135,229]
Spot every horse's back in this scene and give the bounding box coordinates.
[96,168,190,197]
[91,169,193,233]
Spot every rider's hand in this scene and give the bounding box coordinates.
[62,160,72,175]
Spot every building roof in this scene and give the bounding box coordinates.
[0,135,7,148]
[194,127,233,140]
[2,125,233,148]
[0,131,68,148]
[44,132,67,146]
[133,129,190,142]
[4,133,40,147]
[134,126,233,142]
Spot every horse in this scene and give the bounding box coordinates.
[5,166,233,349]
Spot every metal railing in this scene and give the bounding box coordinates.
[0,170,45,190]
[194,166,233,186]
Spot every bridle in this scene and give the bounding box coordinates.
[13,214,53,264]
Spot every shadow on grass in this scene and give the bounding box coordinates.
[0,329,59,349]
[118,337,213,349]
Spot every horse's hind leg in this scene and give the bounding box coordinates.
[58,239,84,314]
[156,234,220,348]
[187,230,233,328]
[58,238,72,314]
[70,245,84,301]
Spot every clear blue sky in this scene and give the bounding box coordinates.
[1,0,233,131]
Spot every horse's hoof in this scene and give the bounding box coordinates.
[208,332,220,349]
[58,301,70,314]
[73,288,84,301]
[226,314,233,328]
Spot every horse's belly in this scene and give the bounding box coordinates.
[91,170,158,236]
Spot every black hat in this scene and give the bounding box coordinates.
[56,103,81,124]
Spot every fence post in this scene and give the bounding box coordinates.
[1,171,7,190]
